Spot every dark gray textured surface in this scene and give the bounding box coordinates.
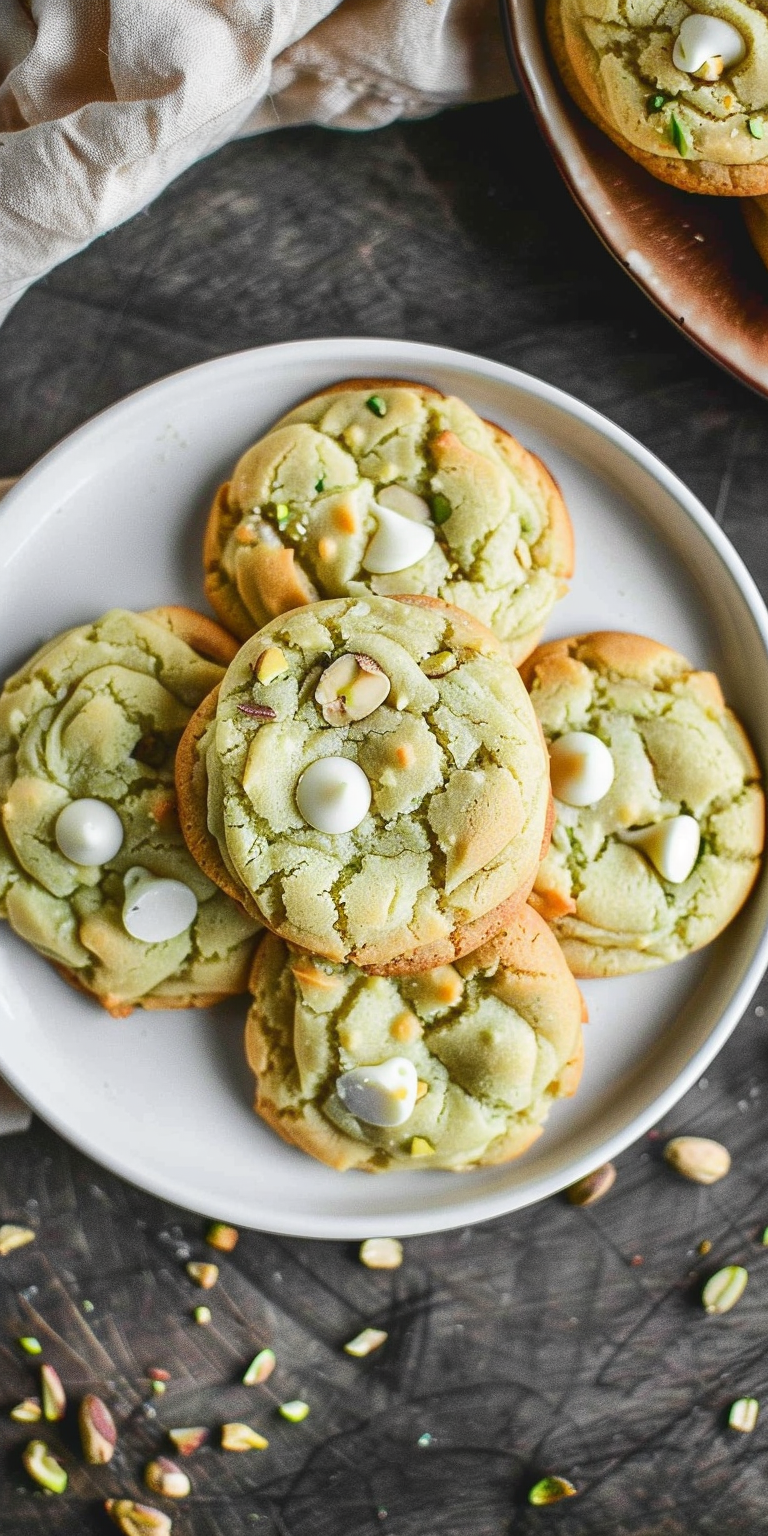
[2,96,768,1534]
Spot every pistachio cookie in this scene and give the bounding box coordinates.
[548,0,768,194]
[521,632,764,976]
[203,379,573,666]
[176,594,553,973]
[245,905,585,1172]
[0,608,261,1016]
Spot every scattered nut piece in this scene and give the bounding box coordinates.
[409,1137,434,1157]
[566,1163,617,1206]
[145,1457,191,1499]
[528,1476,578,1506]
[243,1347,276,1386]
[79,1393,117,1464]
[41,1363,66,1422]
[279,1400,310,1423]
[151,1381,166,1397]
[23,1439,67,1494]
[0,1223,36,1256]
[238,702,277,720]
[10,1397,41,1424]
[315,652,390,724]
[149,1368,171,1382]
[702,1265,748,1315]
[105,1499,172,1534]
[168,1427,209,1456]
[344,1327,388,1358]
[186,1260,218,1289]
[206,1221,239,1253]
[18,1335,42,1354]
[420,650,457,679]
[359,1238,403,1270]
[253,647,288,685]
[698,1239,712,1256]
[664,1136,731,1185]
[729,1397,759,1432]
[221,1422,269,1451]
[515,538,533,570]
[193,1305,211,1325]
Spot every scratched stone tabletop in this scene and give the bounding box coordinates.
[2,94,768,1535]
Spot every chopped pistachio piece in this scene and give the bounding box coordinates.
[186,1260,218,1289]
[105,1499,172,1534]
[18,1335,42,1355]
[221,1422,269,1451]
[344,1327,388,1357]
[315,476,326,492]
[274,502,290,526]
[145,1456,191,1498]
[279,1400,310,1422]
[366,395,387,417]
[566,1163,616,1206]
[729,1397,759,1432]
[79,1393,117,1464]
[41,1363,66,1422]
[749,117,764,140]
[702,1265,748,1314]
[252,649,288,688]
[528,1475,578,1506]
[23,1439,67,1494]
[193,1305,212,1325]
[151,1380,167,1396]
[647,92,666,112]
[670,113,690,157]
[359,1238,403,1270]
[243,1348,276,1386]
[0,1223,36,1256]
[420,650,457,679]
[409,1136,434,1157]
[762,1227,768,1246]
[431,493,452,525]
[168,1426,209,1456]
[10,1397,41,1423]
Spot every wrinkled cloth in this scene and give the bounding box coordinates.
[0,0,514,324]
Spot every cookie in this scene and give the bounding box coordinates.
[176,594,553,973]
[0,607,261,1016]
[245,905,585,1172]
[203,379,572,666]
[547,0,768,195]
[743,191,768,264]
[521,632,764,976]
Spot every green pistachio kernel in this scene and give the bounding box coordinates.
[749,117,765,140]
[194,1305,212,1325]
[431,494,452,525]
[647,92,667,113]
[274,503,290,527]
[23,1439,68,1494]
[18,1336,42,1355]
[279,1400,310,1423]
[315,476,326,492]
[670,113,690,157]
[702,1264,748,1314]
[729,1397,759,1432]
[366,395,387,418]
[528,1475,578,1506]
[243,1348,276,1386]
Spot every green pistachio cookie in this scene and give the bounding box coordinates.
[0,607,261,1016]
[521,632,764,976]
[203,379,573,665]
[245,905,585,1172]
[177,594,553,974]
[548,0,768,194]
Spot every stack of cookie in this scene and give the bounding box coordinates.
[0,380,762,1175]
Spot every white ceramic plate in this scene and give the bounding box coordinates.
[1,338,767,1239]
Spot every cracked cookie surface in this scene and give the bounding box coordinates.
[0,608,261,1015]
[203,379,572,666]
[177,595,552,973]
[522,632,764,975]
[245,906,585,1172]
[548,0,768,193]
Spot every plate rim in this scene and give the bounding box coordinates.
[1,333,767,1238]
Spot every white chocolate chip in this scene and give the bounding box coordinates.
[549,732,615,808]
[362,504,435,574]
[122,867,198,942]
[619,815,700,884]
[673,14,745,76]
[55,799,124,866]
[336,1057,418,1126]
[295,757,371,833]
[376,485,432,523]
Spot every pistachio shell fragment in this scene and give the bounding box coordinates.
[105,1499,172,1534]
[145,1457,191,1498]
[729,1397,759,1432]
[566,1163,617,1206]
[186,1260,219,1289]
[221,1422,269,1451]
[41,1363,66,1422]
[359,1238,403,1270]
[315,652,391,724]
[206,1221,239,1252]
[23,1438,67,1494]
[702,1265,748,1314]
[79,1393,117,1464]
[663,1136,730,1185]
[343,1327,388,1357]
[0,1223,36,1256]
[243,1347,276,1386]
[528,1475,578,1505]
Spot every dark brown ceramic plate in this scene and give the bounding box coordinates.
[501,0,768,397]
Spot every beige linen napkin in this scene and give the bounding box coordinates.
[0,0,513,325]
